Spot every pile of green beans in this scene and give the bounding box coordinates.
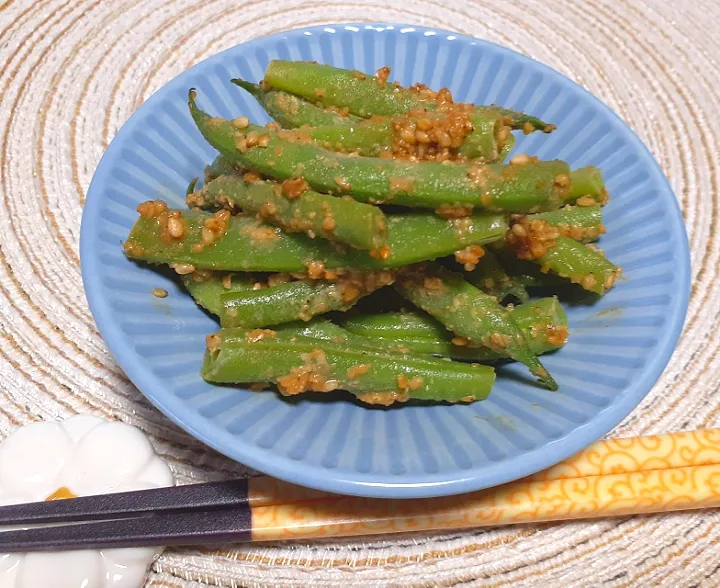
[123,60,621,405]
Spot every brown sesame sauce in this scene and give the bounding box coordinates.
[396,374,424,391]
[245,329,277,343]
[506,217,560,260]
[389,177,415,195]
[554,222,606,242]
[170,262,196,275]
[333,176,351,191]
[356,390,410,406]
[436,204,474,219]
[508,153,538,166]
[576,195,599,207]
[387,103,473,161]
[243,171,263,183]
[137,200,168,219]
[276,349,337,395]
[281,177,310,199]
[546,325,569,347]
[375,66,391,87]
[206,333,223,353]
[241,223,280,243]
[347,364,371,379]
[454,245,485,271]
[423,276,445,291]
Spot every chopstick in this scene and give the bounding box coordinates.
[2,463,719,551]
[1,428,719,551]
[0,479,250,526]
[0,477,327,526]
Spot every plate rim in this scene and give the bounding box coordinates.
[80,22,691,498]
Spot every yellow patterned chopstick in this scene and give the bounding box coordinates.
[527,428,720,481]
[248,429,720,542]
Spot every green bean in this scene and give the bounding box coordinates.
[458,110,509,161]
[565,166,607,203]
[510,297,569,356]
[499,133,515,162]
[190,90,584,212]
[186,178,199,198]
[219,317,351,342]
[536,236,621,295]
[296,120,395,156]
[341,298,568,361]
[395,264,557,390]
[219,275,393,328]
[203,155,243,184]
[343,310,447,340]
[263,61,553,133]
[305,111,507,161]
[202,331,495,405]
[124,208,506,271]
[492,251,573,290]
[487,106,556,133]
[272,318,350,339]
[182,272,255,316]
[232,79,360,128]
[530,205,604,243]
[464,249,529,303]
[264,61,419,117]
[198,175,388,252]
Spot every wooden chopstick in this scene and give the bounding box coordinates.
[1,428,719,551]
[1,463,719,551]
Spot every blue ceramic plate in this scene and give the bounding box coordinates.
[80,23,690,498]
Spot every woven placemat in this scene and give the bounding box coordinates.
[1,0,719,585]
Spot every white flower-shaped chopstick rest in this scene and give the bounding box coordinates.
[0,415,174,588]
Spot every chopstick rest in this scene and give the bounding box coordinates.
[0,415,174,587]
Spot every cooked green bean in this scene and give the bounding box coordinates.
[124,208,506,271]
[182,272,255,316]
[197,175,388,252]
[341,297,568,361]
[535,236,621,295]
[190,89,586,213]
[233,79,360,128]
[343,310,446,340]
[511,297,569,356]
[565,166,607,203]
[499,133,515,162]
[464,249,529,302]
[219,275,393,328]
[530,205,604,243]
[296,120,395,156]
[202,331,495,405]
[395,264,557,390]
[203,155,243,184]
[271,317,350,340]
[282,109,508,161]
[492,250,573,290]
[263,60,554,133]
[215,297,568,362]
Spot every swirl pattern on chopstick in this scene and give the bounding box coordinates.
[250,464,720,541]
